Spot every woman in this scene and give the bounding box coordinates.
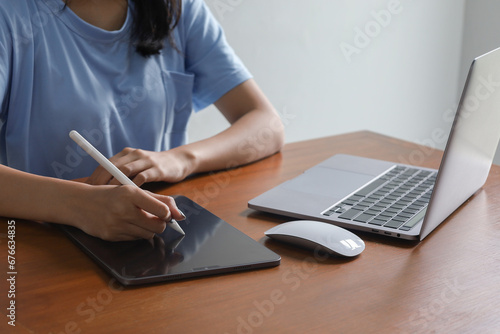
[0,0,284,241]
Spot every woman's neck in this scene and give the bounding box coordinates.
[65,0,128,31]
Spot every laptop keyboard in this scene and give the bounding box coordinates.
[322,166,437,231]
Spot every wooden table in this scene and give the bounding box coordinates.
[1,131,499,333]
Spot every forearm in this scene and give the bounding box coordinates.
[85,79,285,186]
[177,106,285,176]
[176,79,285,176]
[0,164,185,241]
[0,164,86,225]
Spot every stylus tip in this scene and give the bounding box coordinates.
[169,219,185,235]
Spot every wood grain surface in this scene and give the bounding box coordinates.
[1,131,499,334]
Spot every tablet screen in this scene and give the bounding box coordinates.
[60,196,280,285]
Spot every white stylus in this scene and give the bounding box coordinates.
[69,130,185,235]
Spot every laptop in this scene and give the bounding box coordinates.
[249,47,500,241]
[60,196,280,285]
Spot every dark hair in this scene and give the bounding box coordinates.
[63,0,182,57]
[130,0,182,57]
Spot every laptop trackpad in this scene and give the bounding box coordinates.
[283,167,375,199]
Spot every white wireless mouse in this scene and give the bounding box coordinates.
[265,220,365,257]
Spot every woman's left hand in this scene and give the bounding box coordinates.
[87,147,194,186]
[87,79,284,187]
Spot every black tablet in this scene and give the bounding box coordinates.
[59,196,280,285]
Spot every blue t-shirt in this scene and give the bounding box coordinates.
[0,0,251,179]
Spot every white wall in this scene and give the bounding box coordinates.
[459,0,500,164]
[188,0,466,157]
[460,0,500,85]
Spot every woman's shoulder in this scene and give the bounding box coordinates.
[179,0,212,22]
[0,0,59,50]
[0,0,37,15]
[0,0,56,25]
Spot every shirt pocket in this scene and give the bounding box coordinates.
[161,71,195,148]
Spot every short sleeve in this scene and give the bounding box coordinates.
[180,0,252,111]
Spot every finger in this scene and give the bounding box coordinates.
[127,214,167,237]
[87,164,114,185]
[110,218,166,241]
[108,147,135,163]
[87,149,138,185]
[110,148,146,169]
[151,193,186,221]
[93,149,144,186]
[112,200,168,240]
[107,150,150,185]
[131,166,164,187]
[129,187,172,221]
[93,214,162,242]
[120,159,159,186]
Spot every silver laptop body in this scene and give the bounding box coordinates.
[249,47,500,241]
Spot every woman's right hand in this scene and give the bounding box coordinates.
[71,184,185,241]
[0,164,184,242]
